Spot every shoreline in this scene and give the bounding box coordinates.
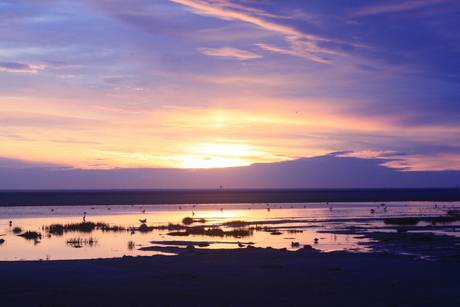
[2,208,460,305]
[1,248,459,306]
[2,188,460,206]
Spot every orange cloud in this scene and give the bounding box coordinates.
[197,47,262,60]
[0,62,38,73]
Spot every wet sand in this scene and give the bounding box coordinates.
[2,190,460,306]
[1,247,459,306]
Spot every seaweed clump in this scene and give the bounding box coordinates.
[428,216,459,225]
[384,218,419,225]
[66,237,98,247]
[18,231,42,240]
[138,224,154,232]
[44,222,127,235]
[12,227,23,234]
[167,226,252,238]
[182,217,206,225]
[223,220,250,227]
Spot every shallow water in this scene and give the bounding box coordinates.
[1,201,459,261]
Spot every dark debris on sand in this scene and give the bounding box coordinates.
[1,247,460,307]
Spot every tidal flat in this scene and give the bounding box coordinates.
[1,198,460,261]
[1,190,460,306]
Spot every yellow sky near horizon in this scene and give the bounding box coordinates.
[2,90,457,171]
[1,0,460,175]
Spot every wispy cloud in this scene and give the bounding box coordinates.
[169,0,327,41]
[351,0,451,17]
[256,36,337,64]
[170,0,291,20]
[1,0,460,177]
[43,60,82,69]
[168,0,359,65]
[197,47,262,60]
[0,62,39,73]
[0,111,107,130]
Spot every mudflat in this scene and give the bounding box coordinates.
[1,247,459,306]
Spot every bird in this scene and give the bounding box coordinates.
[238,241,245,248]
[139,219,147,223]
[314,238,319,244]
[291,242,300,247]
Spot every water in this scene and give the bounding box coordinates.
[1,201,459,261]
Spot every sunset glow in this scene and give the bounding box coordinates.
[1,1,460,188]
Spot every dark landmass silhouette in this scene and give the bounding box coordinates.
[1,188,460,206]
[1,154,460,190]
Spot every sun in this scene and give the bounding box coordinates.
[179,156,251,169]
[177,142,262,169]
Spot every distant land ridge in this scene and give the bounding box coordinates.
[1,188,460,206]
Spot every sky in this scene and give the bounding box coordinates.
[1,0,460,189]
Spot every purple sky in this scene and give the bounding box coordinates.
[1,1,460,189]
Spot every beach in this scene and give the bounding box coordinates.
[1,247,460,306]
[2,189,460,306]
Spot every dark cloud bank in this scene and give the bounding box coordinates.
[1,154,460,190]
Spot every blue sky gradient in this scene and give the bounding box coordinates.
[1,1,460,188]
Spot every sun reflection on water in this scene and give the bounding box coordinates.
[1,202,459,261]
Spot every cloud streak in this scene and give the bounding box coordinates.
[351,0,451,17]
[0,62,39,73]
[197,47,262,60]
[1,154,460,189]
[0,0,460,187]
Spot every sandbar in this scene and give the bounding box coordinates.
[1,246,459,306]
